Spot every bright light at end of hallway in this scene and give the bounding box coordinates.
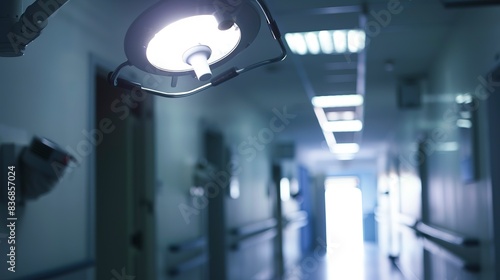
[324,176,364,279]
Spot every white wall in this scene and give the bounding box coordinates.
[384,6,500,280]
[0,0,136,278]
[154,83,286,279]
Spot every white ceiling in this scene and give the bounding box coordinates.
[220,0,463,170]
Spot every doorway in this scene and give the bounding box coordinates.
[94,70,156,280]
[324,176,364,279]
[325,176,364,250]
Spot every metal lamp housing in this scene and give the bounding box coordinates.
[124,0,261,77]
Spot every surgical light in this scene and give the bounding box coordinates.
[109,0,287,98]
[146,15,242,81]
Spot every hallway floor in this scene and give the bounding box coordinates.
[287,243,405,280]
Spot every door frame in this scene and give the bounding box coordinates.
[89,55,156,280]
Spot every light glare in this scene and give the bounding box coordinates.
[435,142,459,152]
[312,95,364,108]
[331,143,360,154]
[318,31,334,54]
[333,30,347,53]
[305,32,321,55]
[348,30,365,53]
[326,111,356,121]
[146,15,241,72]
[456,93,473,104]
[285,33,308,55]
[285,29,365,55]
[323,120,363,132]
[457,119,472,128]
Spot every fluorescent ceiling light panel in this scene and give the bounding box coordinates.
[347,30,365,53]
[332,30,347,53]
[318,30,334,54]
[435,142,459,152]
[322,130,337,150]
[456,119,472,128]
[331,143,360,154]
[285,29,365,55]
[323,120,363,132]
[456,93,473,104]
[314,106,330,125]
[304,32,321,55]
[284,33,307,55]
[326,111,356,121]
[314,107,338,150]
[312,94,364,108]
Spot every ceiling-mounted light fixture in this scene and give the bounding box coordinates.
[108,0,287,98]
[312,94,364,108]
[331,143,360,154]
[285,29,365,55]
[326,111,356,121]
[322,120,363,132]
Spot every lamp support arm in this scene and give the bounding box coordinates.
[1,0,70,56]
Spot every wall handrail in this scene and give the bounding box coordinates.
[284,211,308,231]
[398,214,418,228]
[397,214,479,247]
[230,227,277,251]
[415,222,480,247]
[168,252,208,277]
[422,237,480,273]
[396,214,480,273]
[169,236,207,253]
[230,218,277,236]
